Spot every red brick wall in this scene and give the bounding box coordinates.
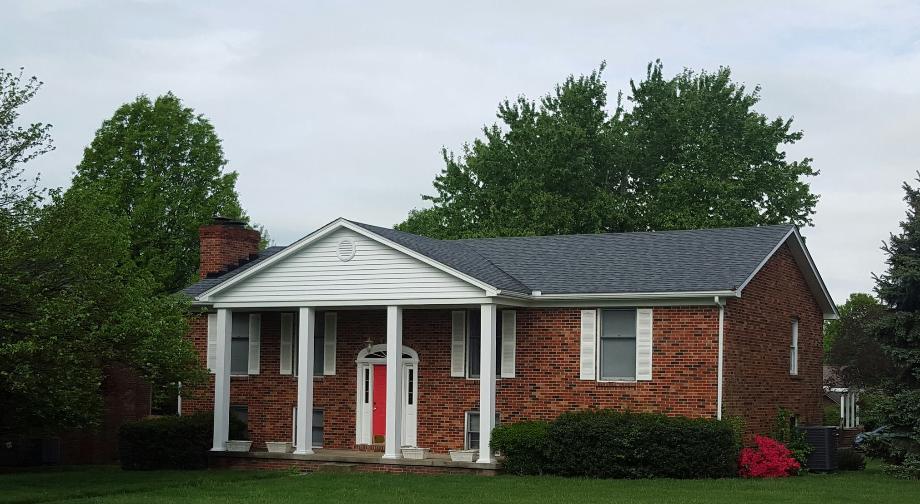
[198,222,260,279]
[183,306,720,453]
[60,364,151,464]
[722,244,824,438]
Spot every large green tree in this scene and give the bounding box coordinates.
[824,293,892,387]
[866,174,920,461]
[398,61,818,238]
[0,68,52,213]
[0,75,202,437]
[68,93,247,293]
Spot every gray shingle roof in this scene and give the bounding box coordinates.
[182,222,796,299]
[347,221,530,293]
[457,225,794,295]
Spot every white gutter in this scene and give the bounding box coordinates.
[716,295,725,421]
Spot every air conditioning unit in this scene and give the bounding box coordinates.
[802,426,838,471]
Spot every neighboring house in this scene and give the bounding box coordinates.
[181,217,836,465]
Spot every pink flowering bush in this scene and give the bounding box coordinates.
[738,435,802,478]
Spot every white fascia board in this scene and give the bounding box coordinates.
[196,218,498,302]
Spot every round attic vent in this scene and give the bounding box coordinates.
[337,239,356,262]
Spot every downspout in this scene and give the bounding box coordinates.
[715,296,725,420]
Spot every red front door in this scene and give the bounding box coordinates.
[372,365,386,442]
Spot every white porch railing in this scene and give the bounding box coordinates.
[827,387,859,428]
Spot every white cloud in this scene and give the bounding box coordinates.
[4,0,919,303]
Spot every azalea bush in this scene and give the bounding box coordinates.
[738,435,801,478]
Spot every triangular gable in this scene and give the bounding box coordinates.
[197,218,497,305]
[737,227,837,319]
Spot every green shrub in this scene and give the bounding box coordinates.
[837,448,866,471]
[773,408,812,467]
[490,421,550,475]
[886,454,920,479]
[119,412,246,470]
[823,405,841,427]
[543,410,739,479]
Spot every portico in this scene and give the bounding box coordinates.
[208,303,500,464]
[198,219,509,464]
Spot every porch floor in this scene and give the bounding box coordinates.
[210,448,500,475]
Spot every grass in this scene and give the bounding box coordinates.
[1,462,917,504]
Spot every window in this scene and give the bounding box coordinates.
[230,313,251,375]
[312,409,324,448]
[293,312,325,377]
[790,318,799,375]
[466,310,503,379]
[407,368,414,405]
[230,405,248,435]
[465,411,500,450]
[599,310,637,381]
[291,407,324,448]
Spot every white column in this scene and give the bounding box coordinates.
[211,308,232,451]
[294,307,315,455]
[382,305,403,459]
[478,303,497,464]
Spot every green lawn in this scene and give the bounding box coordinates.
[2,463,916,504]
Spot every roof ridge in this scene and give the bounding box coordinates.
[455,223,796,243]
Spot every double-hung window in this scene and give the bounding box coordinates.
[790,318,799,375]
[598,309,637,381]
[293,311,326,377]
[466,310,502,379]
[230,313,251,375]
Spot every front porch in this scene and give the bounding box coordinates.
[204,305,505,464]
[210,448,500,476]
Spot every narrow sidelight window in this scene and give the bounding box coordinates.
[363,368,370,403]
[790,318,799,375]
[598,310,637,381]
[407,368,415,405]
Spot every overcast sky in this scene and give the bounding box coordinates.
[5,1,918,304]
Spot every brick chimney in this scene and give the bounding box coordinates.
[198,217,262,279]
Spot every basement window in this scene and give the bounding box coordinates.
[464,411,501,450]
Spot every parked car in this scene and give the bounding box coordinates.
[853,425,890,450]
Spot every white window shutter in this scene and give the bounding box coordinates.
[501,310,516,378]
[450,311,466,377]
[636,308,653,381]
[280,313,294,375]
[248,313,261,375]
[206,313,217,373]
[580,309,597,380]
[324,312,337,375]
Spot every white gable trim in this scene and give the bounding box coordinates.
[196,218,498,302]
[736,227,837,319]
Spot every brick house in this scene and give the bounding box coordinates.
[181,217,836,466]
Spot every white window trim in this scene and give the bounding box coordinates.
[596,308,638,383]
